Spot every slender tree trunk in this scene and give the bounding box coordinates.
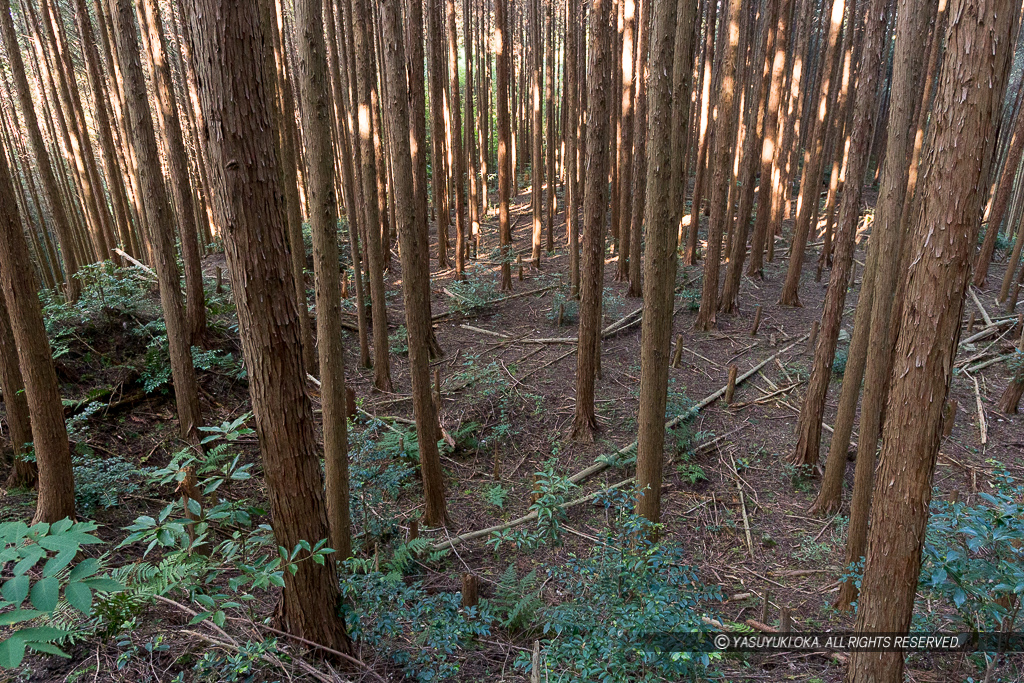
[977,98,1024,287]
[0,134,74,523]
[138,0,207,346]
[545,0,556,253]
[531,0,546,265]
[112,0,202,447]
[565,0,580,294]
[349,0,393,391]
[848,1,1014,678]
[683,0,716,265]
[810,0,890,514]
[381,0,449,526]
[294,0,352,560]
[778,0,843,307]
[627,0,651,297]
[427,0,451,268]
[615,0,636,281]
[572,0,612,441]
[269,0,318,375]
[694,0,741,331]
[719,0,776,311]
[446,0,468,279]
[496,0,514,291]
[636,0,696,524]
[0,0,79,301]
[0,288,36,488]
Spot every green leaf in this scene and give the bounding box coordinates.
[0,635,26,669]
[15,626,69,641]
[42,549,76,578]
[64,582,92,615]
[81,577,124,593]
[25,641,69,658]
[13,547,44,576]
[69,558,101,581]
[1,575,30,605]
[29,577,59,612]
[49,519,74,534]
[0,609,45,626]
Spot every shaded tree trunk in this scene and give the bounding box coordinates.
[380,0,449,526]
[848,1,1015,678]
[0,133,74,523]
[627,0,652,297]
[572,0,613,441]
[183,0,353,653]
[636,0,696,524]
[0,288,36,489]
[496,0,514,291]
[294,0,352,560]
[112,0,202,447]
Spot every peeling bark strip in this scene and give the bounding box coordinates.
[848,0,1017,680]
[182,0,351,654]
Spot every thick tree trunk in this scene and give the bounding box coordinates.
[294,0,352,560]
[183,0,352,653]
[682,0,717,265]
[138,0,207,346]
[112,0,202,447]
[572,0,613,441]
[838,0,937,611]
[0,134,74,522]
[848,1,1014,678]
[380,0,449,527]
[636,0,696,525]
[694,0,742,331]
[531,0,545,266]
[545,0,555,254]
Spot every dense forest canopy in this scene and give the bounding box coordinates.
[0,0,1023,680]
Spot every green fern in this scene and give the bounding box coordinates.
[490,564,543,632]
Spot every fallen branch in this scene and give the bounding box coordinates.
[960,318,1014,346]
[113,248,156,278]
[729,451,755,557]
[971,374,988,445]
[430,341,807,552]
[434,284,558,320]
[430,477,636,551]
[971,287,994,328]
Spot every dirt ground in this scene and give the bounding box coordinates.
[4,181,1023,682]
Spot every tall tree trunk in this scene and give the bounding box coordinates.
[0,134,74,523]
[350,0,393,391]
[627,0,651,297]
[0,0,80,301]
[183,0,353,652]
[138,0,208,346]
[615,0,636,281]
[848,1,1014,678]
[719,0,776,311]
[977,98,1024,287]
[294,0,352,560]
[496,0,514,291]
[810,0,890,513]
[837,0,938,611]
[682,0,716,265]
[447,0,468,279]
[572,0,613,441]
[531,0,545,265]
[778,0,843,307]
[269,0,318,375]
[565,0,580,294]
[111,0,202,446]
[545,0,556,253]
[427,0,451,267]
[0,288,36,488]
[694,0,741,331]
[381,0,449,526]
[636,0,696,524]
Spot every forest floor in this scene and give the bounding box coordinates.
[3,183,1024,683]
